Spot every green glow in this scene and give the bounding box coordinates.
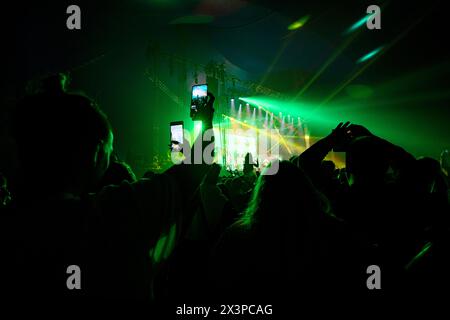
[346,12,376,34]
[224,115,306,156]
[193,121,202,142]
[149,224,177,264]
[405,242,432,270]
[226,133,257,171]
[287,15,310,30]
[357,47,383,63]
[239,96,315,121]
[345,84,373,99]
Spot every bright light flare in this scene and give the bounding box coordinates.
[288,15,310,30]
[357,46,384,64]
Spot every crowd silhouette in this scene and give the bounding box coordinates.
[1,74,449,312]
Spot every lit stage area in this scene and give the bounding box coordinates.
[192,98,345,172]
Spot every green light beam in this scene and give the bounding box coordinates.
[356,46,384,63]
[345,12,376,35]
[292,32,360,101]
[317,9,432,110]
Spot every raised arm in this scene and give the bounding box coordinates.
[296,122,351,174]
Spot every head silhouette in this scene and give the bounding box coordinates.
[13,92,113,195]
[415,157,447,194]
[243,152,256,175]
[320,160,337,179]
[99,160,136,189]
[241,161,327,229]
[346,136,389,186]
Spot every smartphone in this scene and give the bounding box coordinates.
[191,84,208,119]
[170,121,184,152]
